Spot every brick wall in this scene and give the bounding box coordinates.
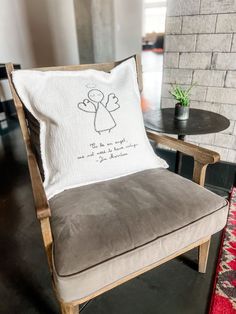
[162,0,236,163]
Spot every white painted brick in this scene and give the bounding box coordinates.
[161,84,173,98]
[219,104,236,120]
[201,0,236,14]
[214,133,236,149]
[163,69,193,84]
[164,0,236,160]
[188,85,207,101]
[225,71,236,88]
[179,53,211,69]
[212,53,236,70]
[182,15,217,34]
[196,34,232,52]
[185,139,200,146]
[193,70,225,87]
[163,53,179,68]
[190,101,220,113]
[165,17,182,34]
[161,98,176,108]
[165,35,196,52]
[167,0,200,16]
[216,14,236,33]
[201,144,229,161]
[220,120,235,135]
[207,87,236,104]
[186,134,215,145]
[231,34,236,52]
[234,123,236,135]
[227,149,236,163]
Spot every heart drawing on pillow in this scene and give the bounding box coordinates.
[77,89,120,135]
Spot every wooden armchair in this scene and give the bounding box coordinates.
[6,56,228,314]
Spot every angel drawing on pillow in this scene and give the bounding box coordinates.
[77,89,120,134]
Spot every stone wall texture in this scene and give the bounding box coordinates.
[162,0,236,163]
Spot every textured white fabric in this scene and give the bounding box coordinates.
[13,58,168,199]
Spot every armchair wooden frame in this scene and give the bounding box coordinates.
[6,56,219,314]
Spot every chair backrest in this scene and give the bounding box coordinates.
[6,54,143,179]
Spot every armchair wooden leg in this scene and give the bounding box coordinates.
[198,237,211,273]
[60,302,79,314]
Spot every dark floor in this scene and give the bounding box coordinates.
[0,119,224,314]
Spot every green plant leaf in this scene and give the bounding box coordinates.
[169,82,196,107]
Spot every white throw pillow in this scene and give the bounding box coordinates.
[13,58,168,199]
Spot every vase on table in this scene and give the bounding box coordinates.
[174,103,189,120]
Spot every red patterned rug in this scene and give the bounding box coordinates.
[209,187,236,313]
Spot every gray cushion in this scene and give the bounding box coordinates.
[49,168,227,277]
[53,206,227,302]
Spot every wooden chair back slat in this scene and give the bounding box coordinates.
[5,63,30,143]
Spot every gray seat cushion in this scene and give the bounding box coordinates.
[50,168,227,278]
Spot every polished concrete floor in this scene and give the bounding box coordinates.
[0,119,223,314]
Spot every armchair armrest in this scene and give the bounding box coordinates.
[26,140,51,220]
[147,131,220,186]
[25,138,52,269]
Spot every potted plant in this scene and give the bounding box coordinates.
[169,84,196,120]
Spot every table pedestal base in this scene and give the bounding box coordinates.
[175,135,185,174]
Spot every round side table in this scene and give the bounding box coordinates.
[145,108,230,173]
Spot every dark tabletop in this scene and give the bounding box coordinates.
[145,108,230,136]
